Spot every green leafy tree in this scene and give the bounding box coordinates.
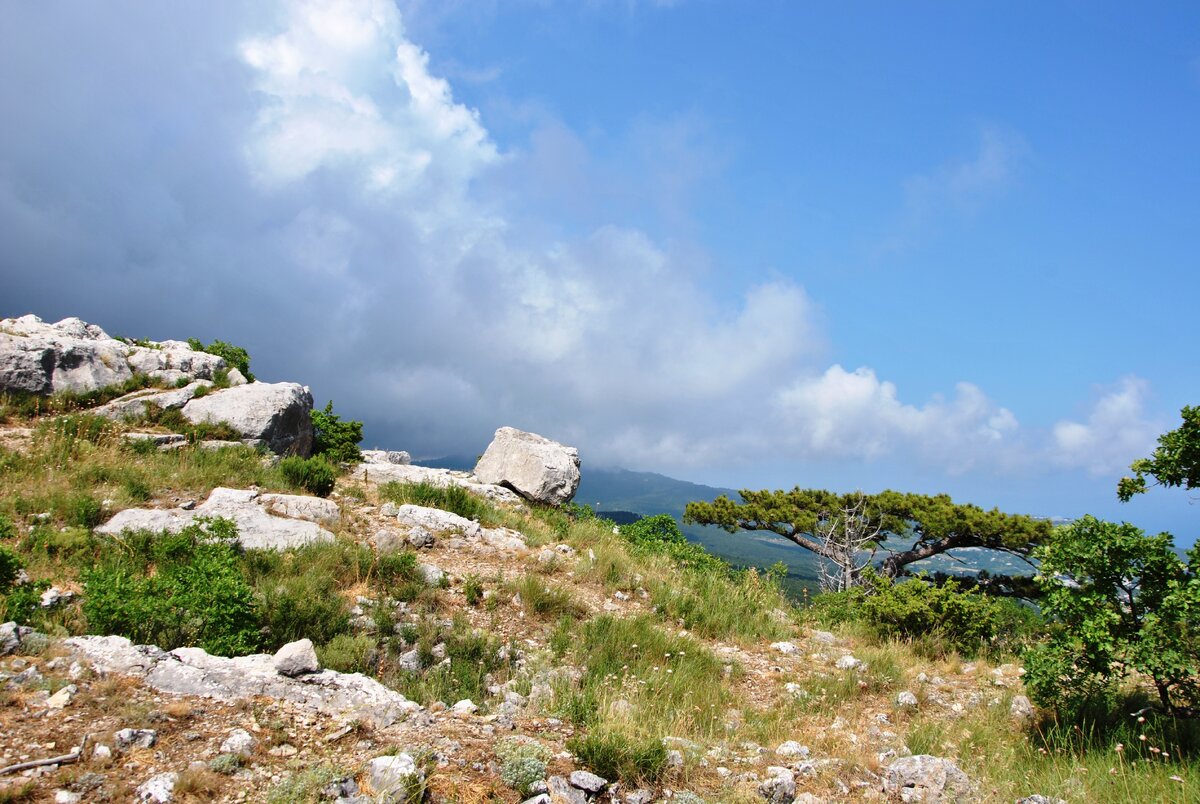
[1025,515,1200,718]
[310,401,364,464]
[683,488,1051,582]
[1118,405,1200,501]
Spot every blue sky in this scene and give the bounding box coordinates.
[2,1,1197,542]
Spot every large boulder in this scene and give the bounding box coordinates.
[0,314,226,395]
[181,382,313,456]
[472,427,580,506]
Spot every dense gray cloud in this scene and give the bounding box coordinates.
[0,0,1159,482]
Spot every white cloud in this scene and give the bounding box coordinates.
[1050,377,1161,475]
[772,366,1020,472]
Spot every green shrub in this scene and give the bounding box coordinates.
[0,545,20,592]
[278,456,337,497]
[83,518,260,656]
[187,338,255,381]
[497,737,552,796]
[209,754,244,775]
[463,574,483,606]
[0,513,15,541]
[317,634,378,674]
[620,514,727,573]
[808,570,1037,659]
[567,730,668,784]
[311,401,363,464]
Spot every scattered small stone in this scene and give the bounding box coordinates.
[451,699,478,715]
[896,690,919,709]
[547,776,587,804]
[55,791,82,804]
[406,527,435,548]
[114,728,157,751]
[92,744,112,761]
[45,683,77,709]
[770,641,798,655]
[569,769,608,793]
[835,655,860,670]
[1017,796,1067,804]
[219,728,257,757]
[1010,695,1035,725]
[757,766,796,803]
[268,744,298,758]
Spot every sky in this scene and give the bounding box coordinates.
[1,1,1197,542]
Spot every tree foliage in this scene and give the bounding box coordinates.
[311,400,364,464]
[683,488,1051,581]
[1118,405,1200,502]
[1025,516,1200,718]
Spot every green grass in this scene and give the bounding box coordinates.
[510,574,587,619]
[379,480,498,525]
[556,614,731,739]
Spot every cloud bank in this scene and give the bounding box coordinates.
[0,0,1159,486]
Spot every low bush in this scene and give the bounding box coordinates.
[807,570,1041,659]
[496,737,553,797]
[619,514,727,573]
[278,456,337,497]
[83,518,260,656]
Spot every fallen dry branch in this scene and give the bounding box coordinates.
[0,734,88,776]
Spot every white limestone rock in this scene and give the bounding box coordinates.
[68,635,420,728]
[473,427,581,506]
[219,728,258,757]
[181,381,314,456]
[882,755,974,803]
[95,487,335,551]
[273,639,320,677]
[135,772,178,803]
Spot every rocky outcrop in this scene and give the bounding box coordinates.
[390,503,526,553]
[0,315,225,394]
[181,382,314,456]
[66,635,420,728]
[473,427,580,506]
[95,487,336,550]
